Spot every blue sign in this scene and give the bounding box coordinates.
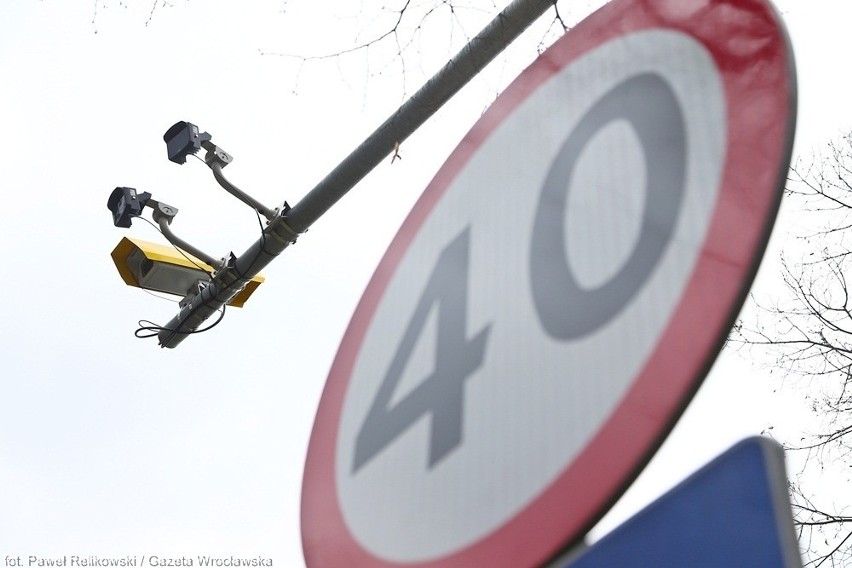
[562,437,801,568]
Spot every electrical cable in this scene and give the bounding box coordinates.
[142,205,274,346]
[138,216,215,277]
[133,216,223,341]
[140,288,181,303]
[129,158,284,345]
[134,304,226,339]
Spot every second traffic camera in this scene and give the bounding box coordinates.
[107,186,151,228]
[163,121,211,165]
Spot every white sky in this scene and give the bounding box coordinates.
[1,0,851,565]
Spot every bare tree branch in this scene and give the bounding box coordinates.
[735,133,852,565]
[256,1,592,100]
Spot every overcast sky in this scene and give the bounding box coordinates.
[2,1,852,566]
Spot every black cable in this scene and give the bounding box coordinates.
[140,288,181,303]
[134,216,223,343]
[149,207,272,346]
[135,304,226,339]
[132,187,283,345]
[139,216,214,277]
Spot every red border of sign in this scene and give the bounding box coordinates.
[302,0,796,566]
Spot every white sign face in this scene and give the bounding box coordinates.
[302,0,795,566]
[338,29,724,559]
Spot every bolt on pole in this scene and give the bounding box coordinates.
[157,0,558,348]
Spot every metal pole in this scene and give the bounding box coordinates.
[158,0,557,348]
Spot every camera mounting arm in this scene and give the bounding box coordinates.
[107,186,227,278]
[163,121,277,221]
[200,140,277,221]
[148,199,223,270]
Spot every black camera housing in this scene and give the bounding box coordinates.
[164,121,212,165]
[107,187,151,228]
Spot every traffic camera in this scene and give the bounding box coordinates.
[107,121,278,320]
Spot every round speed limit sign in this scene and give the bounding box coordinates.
[302,0,796,566]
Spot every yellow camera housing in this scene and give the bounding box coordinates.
[110,237,263,308]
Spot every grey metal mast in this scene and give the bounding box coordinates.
[158,0,558,348]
